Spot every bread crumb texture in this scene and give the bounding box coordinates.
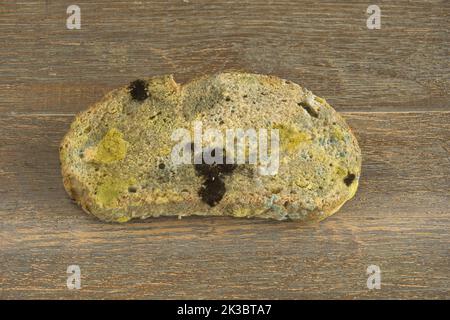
[60,72,362,223]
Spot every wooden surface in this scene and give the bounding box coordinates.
[0,0,449,299]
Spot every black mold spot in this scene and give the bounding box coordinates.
[194,148,237,207]
[128,79,149,101]
[194,161,237,180]
[158,163,165,169]
[198,176,226,207]
[298,102,319,118]
[344,173,356,186]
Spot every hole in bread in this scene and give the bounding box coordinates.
[128,186,137,193]
[225,96,231,102]
[158,163,166,169]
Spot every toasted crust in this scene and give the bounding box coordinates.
[60,72,361,222]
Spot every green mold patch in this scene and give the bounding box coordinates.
[92,128,128,164]
[273,124,311,153]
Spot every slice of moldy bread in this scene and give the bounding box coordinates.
[60,72,361,223]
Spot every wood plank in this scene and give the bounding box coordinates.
[1,112,449,299]
[1,0,449,114]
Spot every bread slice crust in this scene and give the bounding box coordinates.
[60,72,361,223]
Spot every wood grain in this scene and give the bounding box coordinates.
[1,112,449,299]
[1,0,449,114]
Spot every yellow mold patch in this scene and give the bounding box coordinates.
[92,128,128,164]
[314,96,326,104]
[331,126,345,141]
[95,177,134,208]
[335,166,347,177]
[233,207,251,218]
[116,216,131,223]
[145,188,183,205]
[273,124,310,153]
[295,176,313,189]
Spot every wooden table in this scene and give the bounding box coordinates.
[1,0,449,299]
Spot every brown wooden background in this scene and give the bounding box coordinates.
[1,0,449,299]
